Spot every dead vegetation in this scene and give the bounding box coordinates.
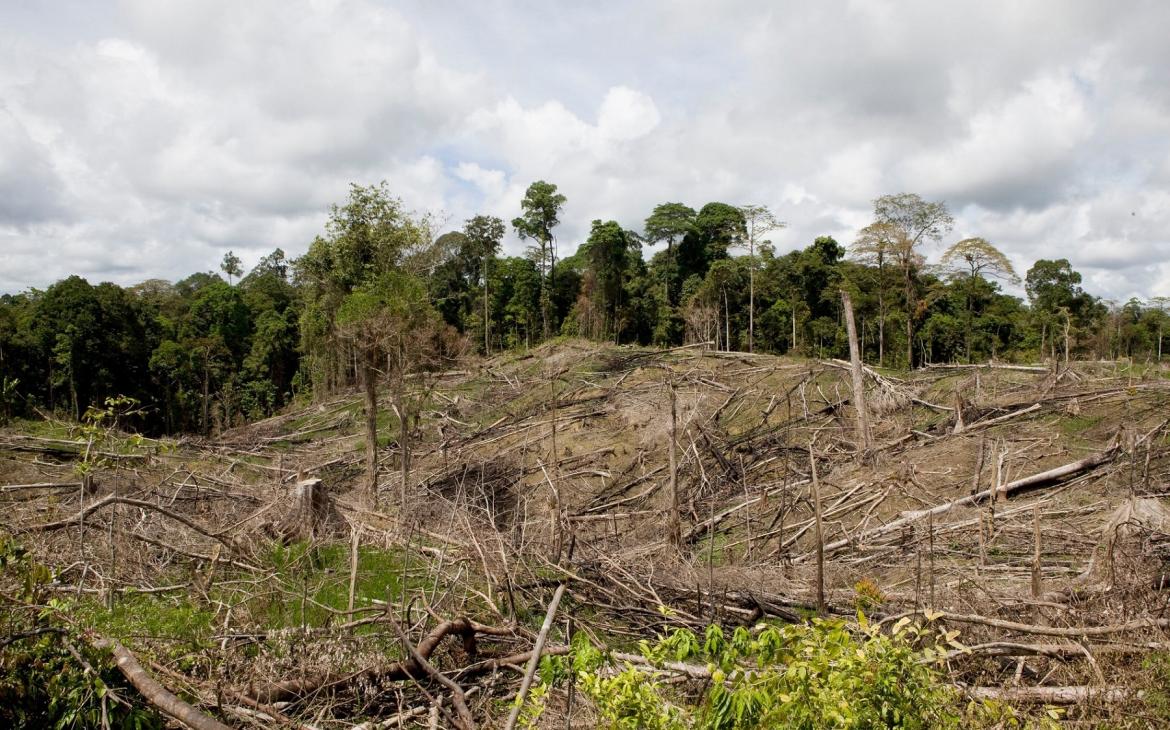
[4,340,1170,727]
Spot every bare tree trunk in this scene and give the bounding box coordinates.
[905,265,915,369]
[504,584,567,730]
[723,287,730,352]
[396,390,410,508]
[362,352,378,507]
[483,258,491,355]
[809,443,826,615]
[877,258,886,367]
[840,290,871,454]
[791,306,797,353]
[667,379,680,552]
[1031,506,1042,621]
[201,360,211,436]
[1063,313,1071,367]
[748,242,755,353]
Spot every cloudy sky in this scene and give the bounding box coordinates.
[2,0,1169,301]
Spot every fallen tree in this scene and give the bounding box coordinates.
[812,443,1119,558]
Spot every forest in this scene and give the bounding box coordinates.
[1,181,1166,434]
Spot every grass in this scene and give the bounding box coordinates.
[255,540,427,631]
[1057,413,1102,439]
[73,540,433,660]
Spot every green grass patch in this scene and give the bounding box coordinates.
[1057,413,1102,438]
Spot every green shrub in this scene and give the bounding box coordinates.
[530,613,1060,729]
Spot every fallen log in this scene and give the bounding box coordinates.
[0,481,83,493]
[249,617,508,704]
[813,444,1119,558]
[92,636,231,730]
[926,363,1050,373]
[20,495,241,554]
[881,610,1170,638]
[965,685,1139,705]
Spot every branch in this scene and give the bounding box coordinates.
[91,636,232,730]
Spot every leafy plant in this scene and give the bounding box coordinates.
[528,614,1060,730]
[0,539,162,729]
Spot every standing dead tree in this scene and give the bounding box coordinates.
[840,289,872,454]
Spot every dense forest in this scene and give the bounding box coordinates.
[1,181,1166,434]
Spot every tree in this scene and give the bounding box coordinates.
[643,202,697,309]
[1151,297,1170,361]
[1025,258,1101,361]
[338,271,441,507]
[582,220,633,342]
[939,237,1020,362]
[464,215,506,354]
[737,204,785,353]
[850,222,901,366]
[220,251,243,286]
[643,203,696,254]
[296,182,424,394]
[871,193,954,367]
[297,182,433,506]
[512,181,567,340]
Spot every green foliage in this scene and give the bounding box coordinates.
[534,616,1058,730]
[0,539,163,730]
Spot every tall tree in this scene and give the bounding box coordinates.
[297,182,432,506]
[512,181,567,340]
[643,202,697,308]
[582,220,633,342]
[940,237,1020,362]
[464,215,506,354]
[676,202,745,288]
[220,251,243,286]
[643,202,696,253]
[871,193,954,367]
[296,181,421,394]
[850,222,901,366]
[737,204,785,353]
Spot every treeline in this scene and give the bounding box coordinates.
[0,182,1166,434]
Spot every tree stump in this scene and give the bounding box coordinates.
[269,478,346,544]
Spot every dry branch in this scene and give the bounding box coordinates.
[815,444,1119,558]
[92,636,231,730]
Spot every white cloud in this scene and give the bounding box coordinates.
[597,86,660,141]
[1,0,1169,301]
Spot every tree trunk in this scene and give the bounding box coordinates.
[877,256,886,367]
[723,287,730,352]
[809,443,825,615]
[667,379,680,552]
[362,351,378,507]
[840,290,871,453]
[1063,313,1071,366]
[904,264,915,369]
[791,306,797,353]
[483,257,491,355]
[748,242,755,353]
[397,390,411,508]
[201,359,211,436]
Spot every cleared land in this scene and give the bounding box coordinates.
[4,340,1170,726]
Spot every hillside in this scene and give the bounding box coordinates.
[4,341,1170,727]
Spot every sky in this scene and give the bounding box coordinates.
[2,0,1169,302]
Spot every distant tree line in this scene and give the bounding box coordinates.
[1,182,1166,434]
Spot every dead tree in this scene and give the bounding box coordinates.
[840,289,872,454]
[667,377,681,552]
